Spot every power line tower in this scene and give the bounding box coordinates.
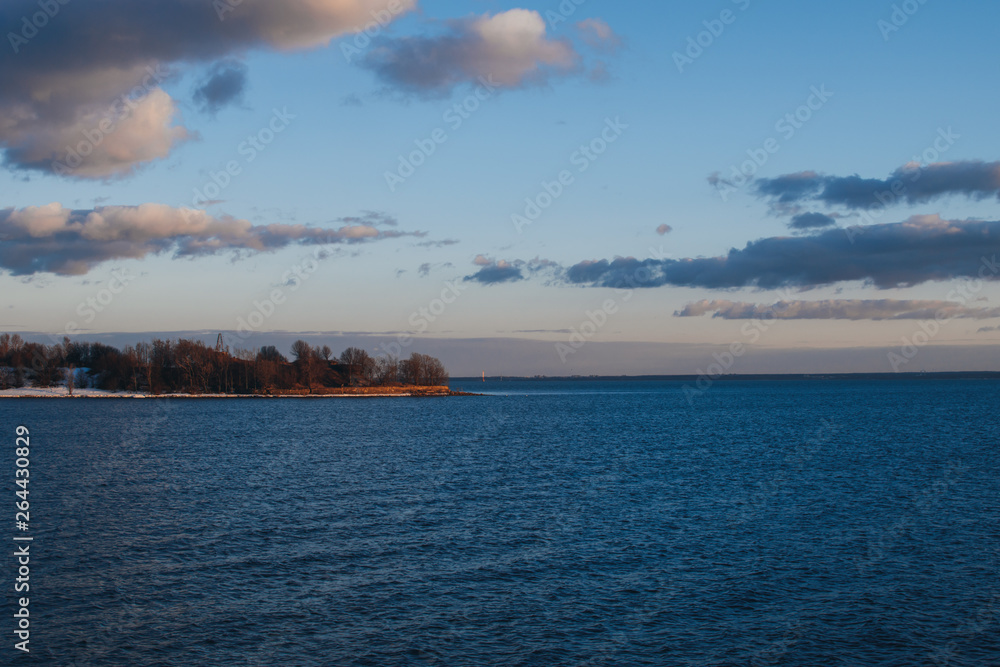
[216,333,226,354]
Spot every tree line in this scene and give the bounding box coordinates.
[0,334,448,394]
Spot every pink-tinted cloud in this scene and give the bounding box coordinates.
[0,205,420,275]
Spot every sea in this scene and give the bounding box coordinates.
[4,378,999,665]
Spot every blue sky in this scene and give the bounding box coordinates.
[2,0,1000,374]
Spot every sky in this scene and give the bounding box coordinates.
[2,0,1000,376]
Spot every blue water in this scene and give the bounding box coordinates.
[4,379,1000,665]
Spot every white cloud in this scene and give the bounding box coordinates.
[0,0,414,178]
[362,9,579,94]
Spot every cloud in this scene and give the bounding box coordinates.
[0,204,420,276]
[194,62,249,114]
[336,211,398,227]
[465,256,557,285]
[562,215,1000,290]
[754,160,1000,210]
[361,9,579,95]
[415,239,460,248]
[789,212,837,230]
[575,19,623,52]
[656,224,673,236]
[0,0,415,178]
[586,60,613,83]
[416,261,454,277]
[4,82,194,180]
[676,299,1000,321]
[979,326,1000,333]
[466,259,523,284]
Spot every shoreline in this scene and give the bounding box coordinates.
[0,386,482,399]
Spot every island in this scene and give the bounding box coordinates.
[0,334,476,397]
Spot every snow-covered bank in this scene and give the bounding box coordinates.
[0,387,149,398]
[0,386,464,398]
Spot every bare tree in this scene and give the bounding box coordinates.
[28,342,62,388]
[375,355,400,385]
[290,340,312,362]
[0,332,449,395]
[340,347,374,386]
[290,340,316,391]
[2,334,24,357]
[135,342,154,392]
[400,353,448,386]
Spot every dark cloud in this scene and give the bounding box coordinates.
[336,211,398,227]
[754,160,1000,210]
[465,255,557,285]
[676,299,1000,321]
[0,204,420,276]
[194,62,248,114]
[656,224,673,235]
[415,261,455,277]
[0,0,414,178]
[361,9,579,96]
[752,171,823,203]
[789,212,837,230]
[415,239,461,248]
[465,261,524,285]
[562,215,1000,290]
